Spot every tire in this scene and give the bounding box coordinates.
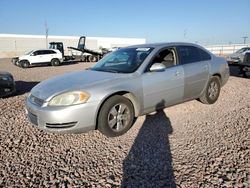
[51,58,60,66]
[20,60,30,68]
[199,76,221,104]
[243,53,250,63]
[98,95,135,137]
[88,56,98,62]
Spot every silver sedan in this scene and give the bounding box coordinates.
[26,43,229,137]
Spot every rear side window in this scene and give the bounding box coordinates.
[47,50,56,54]
[177,46,211,64]
[177,46,200,64]
[199,48,211,61]
[42,50,56,54]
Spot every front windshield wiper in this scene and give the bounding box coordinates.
[90,67,119,73]
[103,69,119,73]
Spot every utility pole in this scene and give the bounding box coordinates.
[242,36,248,44]
[45,21,49,48]
[183,29,188,41]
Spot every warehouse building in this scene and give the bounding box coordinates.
[0,34,146,58]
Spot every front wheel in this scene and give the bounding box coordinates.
[98,95,135,137]
[199,76,221,104]
[20,60,30,68]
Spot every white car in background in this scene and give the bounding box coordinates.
[13,49,63,68]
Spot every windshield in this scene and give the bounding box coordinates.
[235,48,246,53]
[91,47,153,73]
[25,50,34,55]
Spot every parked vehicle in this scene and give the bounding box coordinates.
[68,36,107,62]
[12,49,63,68]
[49,42,75,61]
[226,47,250,64]
[238,52,250,77]
[49,36,109,62]
[0,72,15,97]
[26,43,229,137]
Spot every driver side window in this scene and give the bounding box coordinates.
[151,48,176,68]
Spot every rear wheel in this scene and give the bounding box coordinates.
[98,95,135,137]
[87,55,98,62]
[20,60,30,68]
[51,58,60,66]
[199,76,221,104]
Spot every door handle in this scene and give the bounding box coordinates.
[175,71,180,76]
[203,65,209,70]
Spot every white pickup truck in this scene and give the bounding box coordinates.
[13,49,63,68]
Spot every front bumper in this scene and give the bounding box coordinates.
[0,81,16,97]
[227,57,239,64]
[12,57,19,65]
[26,97,99,134]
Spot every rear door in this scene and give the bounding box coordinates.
[42,50,55,62]
[176,45,210,100]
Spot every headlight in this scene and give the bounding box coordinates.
[48,91,90,106]
[0,76,11,81]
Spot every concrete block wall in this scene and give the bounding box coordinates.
[0,34,146,58]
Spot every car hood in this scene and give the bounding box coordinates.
[228,52,240,58]
[31,70,129,101]
[19,55,29,60]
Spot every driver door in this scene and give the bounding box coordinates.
[141,48,184,113]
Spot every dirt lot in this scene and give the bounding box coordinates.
[0,59,249,187]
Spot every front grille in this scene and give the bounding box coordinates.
[46,122,77,129]
[29,95,44,106]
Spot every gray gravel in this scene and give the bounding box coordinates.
[0,59,249,187]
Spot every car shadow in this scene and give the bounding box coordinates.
[122,101,176,187]
[229,65,250,78]
[15,81,40,95]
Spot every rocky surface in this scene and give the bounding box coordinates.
[0,59,249,187]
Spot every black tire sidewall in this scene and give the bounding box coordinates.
[21,60,29,68]
[205,77,221,104]
[51,59,60,66]
[98,95,135,137]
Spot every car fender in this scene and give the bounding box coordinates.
[90,77,143,127]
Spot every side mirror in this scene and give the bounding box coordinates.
[149,63,166,72]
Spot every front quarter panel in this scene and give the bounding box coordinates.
[85,74,143,122]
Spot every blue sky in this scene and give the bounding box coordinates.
[0,0,249,45]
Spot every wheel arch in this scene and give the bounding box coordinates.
[51,58,60,61]
[212,73,221,83]
[19,59,30,63]
[94,91,140,130]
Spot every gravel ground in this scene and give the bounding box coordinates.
[0,59,249,187]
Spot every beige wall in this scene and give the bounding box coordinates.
[0,34,146,58]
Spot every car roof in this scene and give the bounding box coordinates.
[126,42,201,48]
[34,49,58,51]
[124,42,213,55]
